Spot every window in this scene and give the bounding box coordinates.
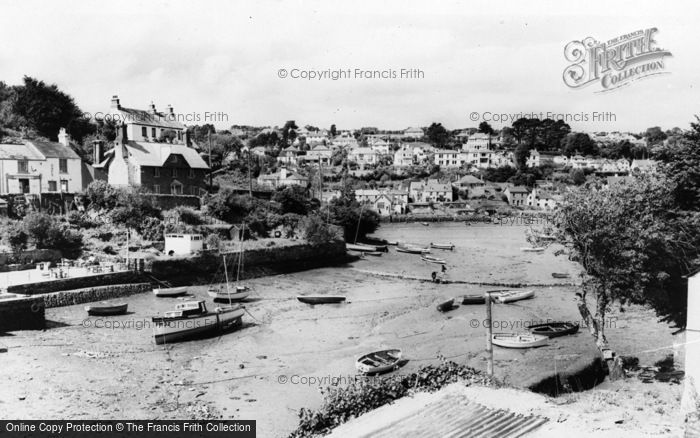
[18,160,28,174]
[48,181,57,192]
[154,168,160,177]
[151,127,156,138]
[188,169,194,178]
[59,158,68,173]
[177,131,182,141]
[60,180,68,192]
[19,179,30,193]
[154,185,160,194]
[172,168,177,177]
[141,127,147,138]
[170,181,183,195]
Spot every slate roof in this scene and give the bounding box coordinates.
[113,107,185,130]
[0,143,44,160]
[27,140,81,159]
[99,141,209,169]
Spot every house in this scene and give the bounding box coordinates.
[680,270,700,419]
[393,146,415,167]
[369,140,392,155]
[433,149,467,168]
[461,138,494,168]
[504,186,530,206]
[403,127,424,139]
[304,145,332,166]
[107,95,187,143]
[526,150,541,168]
[164,233,204,256]
[277,146,301,165]
[464,133,492,150]
[410,179,452,203]
[348,147,379,166]
[598,159,631,175]
[95,125,209,195]
[526,188,559,210]
[454,175,486,197]
[250,146,267,157]
[332,132,358,148]
[630,159,658,173]
[355,188,408,216]
[0,129,85,194]
[256,168,308,189]
[491,150,515,167]
[354,189,382,204]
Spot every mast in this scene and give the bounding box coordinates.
[223,254,230,300]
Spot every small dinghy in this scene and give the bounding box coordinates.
[421,255,446,265]
[536,234,557,241]
[551,273,570,279]
[208,285,250,302]
[528,322,579,338]
[420,222,429,226]
[297,295,346,305]
[356,349,403,374]
[85,302,128,316]
[493,289,535,304]
[396,244,430,254]
[360,251,383,257]
[462,294,486,305]
[347,243,378,252]
[492,333,548,348]
[153,286,188,297]
[430,242,454,250]
[436,298,456,312]
[520,247,545,252]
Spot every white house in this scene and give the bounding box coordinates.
[526,150,541,168]
[107,96,187,143]
[348,147,379,166]
[164,233,204,255]
[433,149,467,168]
[526,188,559,210]
[403,127,424,139]
[304,145,332,166]
[410,179,453,203]
[256,168,308,189]
[681,270,700,420]
[630,159,659,173]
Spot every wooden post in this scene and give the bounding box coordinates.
[485,291,494,376]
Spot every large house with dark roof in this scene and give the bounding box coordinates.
[0,128,85,194]
[107,95,187,143]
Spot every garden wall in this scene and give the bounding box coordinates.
[0,295,45,331]
[6,271,146,296]
[42,283,152,308]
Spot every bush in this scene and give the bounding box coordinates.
[299,214,341,244]
[205,234,222,252]
[21,213,84,258]
[173,206,203,225]
[3,222,28,256]
[66,211,99,228]
[84,180,119,210]
[141,217,164,241]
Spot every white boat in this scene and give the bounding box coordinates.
[153,286,188,297]
[430,242,454,250]
[153,300,243,344]
[421,255,446,265]
[346,243,377,252]
[396,244,430,254]
[208,285,250,302]
[356,349,403,374]
[492,332,548,348]
[493,289,535,303]
[520,247,545,252]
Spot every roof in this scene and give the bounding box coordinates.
[355,189,382,196]
[0,143,44,160]
[113,107,185,130]
[458,175,485,184]
[350,147,378,154]
[404,127,423,133]
[27,140,81,159]
[123,142,209,169]
[507,186,530,193]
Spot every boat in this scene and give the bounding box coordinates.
[347,243,378,252]
[520,247,546,252]
[356,349,403,374]
[421,255,446,264]
[360,251,383,257]
[551,272,570,279]
[420,222,429,226]
[464,221,472,226]
[297,295,347,304]
[358,242,388,252]
[536,234,557,241]
[386,241,399,246]
[208,285,250,302]
[462,294,486,305]
[493,289,535,304]
[492,333,548,348]
[152,300,243,344]
[84,302,128,316]
[153,286,188,297]
[396,244,430,254]
[430,242,454,250]
[436,298,455,312]
[528,322,579,338]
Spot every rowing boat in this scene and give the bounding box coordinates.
[492,333,548,348]
[436,298,455,312]
[421,255,446,265]
[396,244,430,254]
[493,289,535,304]
[297,295,346,305]
[527,322,579,338]
[347,243,378,252]
[420,222,429,226]
[208,285,250,302]
[356,349,403,374]
[153,286,188,297]
[551,273,570,279]
[430,242,455,250]
[84,302,128,316]
[520,247,545,252]
[360,251,383,257]
[462,294,486,305]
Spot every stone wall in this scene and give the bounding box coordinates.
[42,283,152,308]
[7,271,146,296]
[0,295,45,331]
[145,194,201,210]
[150,240,348,285]
[0,249,63,270]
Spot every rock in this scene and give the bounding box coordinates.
[18,396,26,401]
[239,364,245,369]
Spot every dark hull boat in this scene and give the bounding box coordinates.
[436,298,456,312]
[85,302,128,316]
[528,322,579,338]
[297,295,346,305]
[152,301,243,344]
[462,294,486,305]
[551,273,570,279]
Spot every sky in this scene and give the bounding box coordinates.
[0,0,698,133]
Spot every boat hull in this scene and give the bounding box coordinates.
[436,298,455,312]
[494,290,535,304]
[346,243,377,252]
[297,295,346,304]
[520,247,545,252]
[492,333,548,348]
[396,246,430,254]
[208,288,250,302]
[528,322,579,338]
[85,303,128,316]
[356,349,402,374]
[430,243,454,250]
[153,287,188,297]
[153,308,244,344]
[421,256,446,264]
[462,295,486,305]
[551,273,570,279]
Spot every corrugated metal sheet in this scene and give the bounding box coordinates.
[343,390,548,438]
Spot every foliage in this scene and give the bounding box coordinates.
[83,180,120,210]
[288,361,495,438]
[3,222,28,255]
[655,120,700,211]
[22,212,83,258]
[511,117,570,151]
[205,233,222,252]
[562,132,598,156]
[172,206,203,226]
[570,168,586,185]
[107,189,161,233]
[272,185,316,215]
[140,217,165,241]
[299,214,341,244]
[481,165,517,183]
[325,192,380,242]
[425,122,449,147]
[66,211,99,228]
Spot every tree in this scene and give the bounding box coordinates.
[272,185,314,215]
[562,132,598,156]
[325,193,380,242]
[645,126,667,146]
[655,119,700,211]
[3,223,28,258]
[280,120,298,147]
[426,123,449,148]
[330,124,337,137]
[570,168,586,185]
[478,121,495,136]
[299,214,341,244]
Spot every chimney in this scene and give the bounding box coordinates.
[150,101,157,114]
[58,128,70,146]
[110,95,120,109]
[93,140,104,164]
[167,104,174,115]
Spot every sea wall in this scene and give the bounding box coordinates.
[6,271,146,296]
[42,283,152,308]
[150,240,349,285]
[0,295,45,331]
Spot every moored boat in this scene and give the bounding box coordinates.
[153,286,188,297]
[436,298,456,312]
[430,242,454,250]
[360,251,383,257]
[492,332,548,348]
[208,285,250,302]
[347,243,378,252]
[520,247,545,252]
[297,295,346,305]
[536,234,557,241]
[493,289,535,304]
[462,294,486,305]
[421,255,446,265]
[396,244,430,254]
[356,349,403,374]
[551,272,570,279]
[84,302,128,316]
[152,300,244,344]
[528,322,579,338]
[420,222,429,226]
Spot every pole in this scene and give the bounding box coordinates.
[247,150,253,197]
[125,229,130,271]
[208,131,213,189]
[485,291,494,377]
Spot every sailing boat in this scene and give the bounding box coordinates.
[208,226,251,303]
